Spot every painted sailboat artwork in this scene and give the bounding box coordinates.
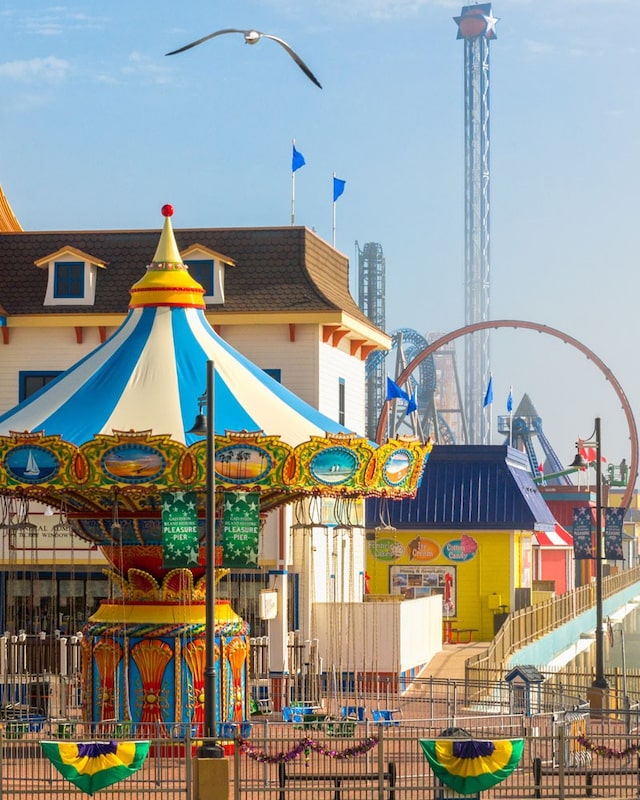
[4,445,59,482]
[24,449,40,477]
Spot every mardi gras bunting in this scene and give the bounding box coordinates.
[419,738,525,795]
[41,740,150,796]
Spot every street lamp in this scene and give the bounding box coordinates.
[189,358,224,758]
[570,416,609,692]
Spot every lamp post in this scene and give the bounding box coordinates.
[189,358,224,758]
[571,416,609,693]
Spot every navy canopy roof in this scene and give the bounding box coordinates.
[369,445,556,532]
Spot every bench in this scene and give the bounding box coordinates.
[450,628,478,644]
[279,761,396,800]
[532,756,640,798]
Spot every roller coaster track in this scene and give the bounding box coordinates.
[376,319,638,510]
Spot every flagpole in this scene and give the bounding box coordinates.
[387,398,390,441]
[291,139,296,225]
[508,385,513,447]
[483,374,493,445]
[332,172,337,247]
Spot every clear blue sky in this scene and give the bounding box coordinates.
[0,1,638,466]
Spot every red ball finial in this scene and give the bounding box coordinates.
[161,204,174,217]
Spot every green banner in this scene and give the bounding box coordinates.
[161,491,200,568]
[223,492,260,568]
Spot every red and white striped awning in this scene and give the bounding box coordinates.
[533,524,573,548]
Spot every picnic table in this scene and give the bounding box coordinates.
[450,627,478,644]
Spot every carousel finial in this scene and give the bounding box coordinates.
[152,203,183,267]
[129,205,206,309]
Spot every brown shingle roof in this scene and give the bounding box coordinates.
[0,225,376,331]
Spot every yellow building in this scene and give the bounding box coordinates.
[366,445,567,641]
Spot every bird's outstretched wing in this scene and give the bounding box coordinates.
[165,28,245,56]
[166,27,322,89]
[259,32,322,89]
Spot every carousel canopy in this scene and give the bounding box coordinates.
[0,206,429,521]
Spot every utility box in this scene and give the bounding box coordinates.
[488,593,502,610]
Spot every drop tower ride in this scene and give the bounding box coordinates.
[454,3,498,443]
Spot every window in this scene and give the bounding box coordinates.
[19,371,61,401]
[338,378,346,426]
[263,369,281,383]
[4,571,109,635]
[37,247,104,306]
[181,245,233,305]
[54,261,84,299]
[185,259,214,298]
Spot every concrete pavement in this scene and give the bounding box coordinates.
[419,641,490,680]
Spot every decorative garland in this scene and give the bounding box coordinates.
[577,735,640,760]
[239,736,379,764]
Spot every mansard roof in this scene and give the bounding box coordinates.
[0,224,377,332]
[369,445,556,531]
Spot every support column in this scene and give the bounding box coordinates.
[267,507,290,709]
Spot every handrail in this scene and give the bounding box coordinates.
[467,565,640,679]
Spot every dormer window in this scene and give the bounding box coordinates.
[35,246,106,307]
[185,259,214,298]
[54,261,84,299]
[181,244,234,306]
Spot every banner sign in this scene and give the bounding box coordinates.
[572,507,594,559]
[604,507,625,561]
[223,492,260,568]
[161,492,200,568]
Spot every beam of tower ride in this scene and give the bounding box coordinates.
[454,4,498,444]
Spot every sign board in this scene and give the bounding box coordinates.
[161,491,200,568]
[222,491,260,568]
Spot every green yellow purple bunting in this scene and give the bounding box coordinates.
[41,740,150,796]
[419,738,525,795]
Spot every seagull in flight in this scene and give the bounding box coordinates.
[166,29,322,89]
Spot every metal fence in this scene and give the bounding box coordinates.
[234,712,640,800]
[0,719,192,799]
[2,709,640,799]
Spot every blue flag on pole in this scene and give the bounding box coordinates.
[483,375,494,408]
[387,377,410,402]
[292,144,306,172]
[333,177,346,202]
[387,378,416,417]
[506,387,513,413]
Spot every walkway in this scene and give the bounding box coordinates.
[419,641,489,680]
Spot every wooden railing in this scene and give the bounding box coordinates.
[466,565,640,690]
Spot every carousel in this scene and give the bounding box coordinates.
[0,206,430,734]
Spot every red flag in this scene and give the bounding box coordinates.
[578,443,607,464]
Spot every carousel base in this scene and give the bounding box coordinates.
[83,597,250,734]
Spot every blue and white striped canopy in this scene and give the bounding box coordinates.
[0,207,354,448]
[0,304,352,447]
